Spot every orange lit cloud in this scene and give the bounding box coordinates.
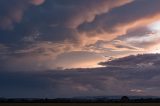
[30,0,45,5]
[78,0,160,46]
[78,11,160,47]
[0,0,45,30]
[66,0,133,28]
[2,0,160,70]
[2,0,160,98]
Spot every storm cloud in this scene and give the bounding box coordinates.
[1,0,160,98]
[1,54,160,98]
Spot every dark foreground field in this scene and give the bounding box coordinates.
[0,103,160,106]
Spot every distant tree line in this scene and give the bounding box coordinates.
[1,96,160,103]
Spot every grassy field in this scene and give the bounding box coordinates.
[0,103,160,106]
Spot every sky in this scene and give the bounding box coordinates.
[1,0,160,98]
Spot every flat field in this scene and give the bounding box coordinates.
[0,103,160,106]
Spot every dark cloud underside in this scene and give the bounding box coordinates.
[1,0,160,98]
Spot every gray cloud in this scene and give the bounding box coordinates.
[0,0,133,71]
[1,0,160,98]
[1,54,160,98]
[0,0,45,30]
[78,0,160,36]
[100,54,160,68]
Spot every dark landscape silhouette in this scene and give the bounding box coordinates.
[1,96,160,103]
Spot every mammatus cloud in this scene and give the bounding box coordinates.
[2,0,160,99]
[1,0,160,70]
[0,0,45,30]
[30,0,45,5]
[64,0,133,29]
[1,0,160,71]
[78,0,160,46]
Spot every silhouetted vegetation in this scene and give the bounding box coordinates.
[0,96,160,103]
[120,96,129,103]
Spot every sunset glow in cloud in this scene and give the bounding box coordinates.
[1,0,160,98]
[149,20,160,31]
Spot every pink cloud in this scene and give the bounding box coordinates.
[30,0,45,5]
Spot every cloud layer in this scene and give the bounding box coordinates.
[1,0,160,98]
[0,0,45,30]
[1,54,160,98]
[0,0,160,70]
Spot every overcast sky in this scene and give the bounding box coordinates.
[1,0,160,98]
